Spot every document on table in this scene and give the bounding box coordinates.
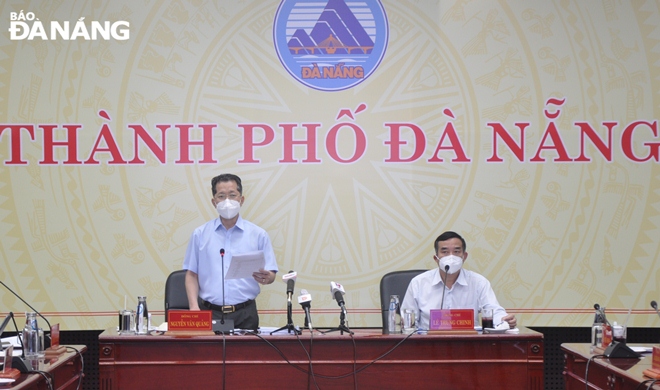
[225,251,265,279]
[0,342,22,357]
[1,335,21,348]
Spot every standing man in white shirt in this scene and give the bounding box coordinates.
[183,173,279,330]
[401,231,517,330]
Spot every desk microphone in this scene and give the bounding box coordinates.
[298,289,313,330]
[282,271,297,302]
[330,281,347,315]
[440,264,449,310]
[0,280,52,333]
[593,303,610,326]
[590,303,638,358]
[651,301,660,320]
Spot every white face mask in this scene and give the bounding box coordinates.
[438,255,463,275]
[216,199,240,220]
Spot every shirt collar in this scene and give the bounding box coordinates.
[434,268,468,287]
[215,215,244,231]
[455,269,467,286]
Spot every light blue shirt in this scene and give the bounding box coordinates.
[400,268,507,330]
[183,215,278,305]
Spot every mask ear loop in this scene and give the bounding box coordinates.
[435,255,448,285]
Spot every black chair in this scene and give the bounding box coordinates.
[164,269,189,320]
[379,269,426,332]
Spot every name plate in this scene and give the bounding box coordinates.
[0,345,20,379]
[50,323,60,348]
[44,323,66,358]
[643,346,660,379]
[167,310,212,331]
[429,309,474,330]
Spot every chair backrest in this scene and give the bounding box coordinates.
[164,269,189,320]
[379,269,426,331]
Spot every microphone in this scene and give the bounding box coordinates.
[651,301,660,320]
[298,289,313,330]
[440,264,449,310]
[0,280,52,333]
[270,271,300,335]
[594,303,610,326]
[282,271,297,302]
[330,281,347,314]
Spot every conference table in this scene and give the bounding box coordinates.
[562,343,660,390]
[3,345,86,390]
[98,327,543,389]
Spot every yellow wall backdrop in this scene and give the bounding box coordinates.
[1,0,659,330]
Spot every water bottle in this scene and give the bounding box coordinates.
[388,295,401,334]
[591,323,603,346]
[591,306,605,346]
[22,312,40,358]
[136,296,149,334]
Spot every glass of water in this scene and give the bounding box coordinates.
[403,309,416,334]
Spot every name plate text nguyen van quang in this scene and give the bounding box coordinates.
[429,309,475,332]
[167,310,212,331]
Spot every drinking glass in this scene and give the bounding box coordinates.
[481,308,493,329]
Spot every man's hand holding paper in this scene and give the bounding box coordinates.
[226,251,266,279]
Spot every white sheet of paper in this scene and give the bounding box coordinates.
[0,346,22,358]
[0,336,21,348]
[225,251,266,279]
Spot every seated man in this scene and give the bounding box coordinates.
[401,231,517,330]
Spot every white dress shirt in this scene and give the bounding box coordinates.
[400,268,508,330]
[183,215,278,305]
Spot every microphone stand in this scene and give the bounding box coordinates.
[1,280,52,352]
[324,304,353,335]
[302,305,311,330]
[8,312,31,373]
[271,293,300,335]
[440,265,449,310]
[651,301,660,320]
[214,249,233,334]
[0,280,52,334]
[651,301,660,343]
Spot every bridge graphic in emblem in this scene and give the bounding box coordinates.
[289,34,374,55]
[287,0,375,56]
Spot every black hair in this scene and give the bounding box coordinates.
[211,174,242,196]
[434,231,467,253]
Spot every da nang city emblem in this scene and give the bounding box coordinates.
[273,0,389,91]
